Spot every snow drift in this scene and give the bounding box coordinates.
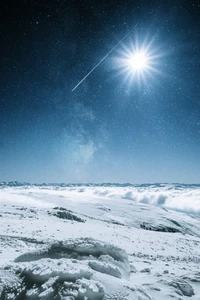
[0,238,152,300]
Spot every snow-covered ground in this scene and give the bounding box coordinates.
[0,182,200,299]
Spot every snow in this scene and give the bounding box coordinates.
[1,182,200,299]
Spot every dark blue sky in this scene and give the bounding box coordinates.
[1,0,200,183]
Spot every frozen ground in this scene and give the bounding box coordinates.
[0,182,200,299]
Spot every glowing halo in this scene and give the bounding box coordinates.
[112,35,162,87]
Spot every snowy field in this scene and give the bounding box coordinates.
[1,182,200,299]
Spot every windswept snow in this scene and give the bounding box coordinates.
[1,183,200,299]
[0,238,150,300]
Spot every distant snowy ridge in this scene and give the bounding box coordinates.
[1,181,200,188]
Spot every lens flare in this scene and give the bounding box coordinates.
[112,35,162,86]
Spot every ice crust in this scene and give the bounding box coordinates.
[0,238,152,300]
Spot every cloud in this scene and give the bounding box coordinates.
[2,184,200,216]
[85,184,200,215]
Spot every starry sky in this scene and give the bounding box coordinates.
[1,0,200,183]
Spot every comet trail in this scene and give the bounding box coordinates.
[72,20,143,92]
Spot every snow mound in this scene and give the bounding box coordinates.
[49,207,85,223]
[0,270,22,297]
[160,278,195,297]
[169,278,195,297]
[182,272,200,282]
[140,221,181,233]
[22,258,92,283]
[14,237,130,278]
[0,238,152,300]
[88,259,122,278]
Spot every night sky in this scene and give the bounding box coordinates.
[1,0,200,183]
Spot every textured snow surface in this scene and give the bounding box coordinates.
[0,238,151,300]
[1,183,200,299]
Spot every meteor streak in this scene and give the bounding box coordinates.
[72,20,143,92]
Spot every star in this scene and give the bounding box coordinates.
[112,35,163,87]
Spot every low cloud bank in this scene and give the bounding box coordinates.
[1,183,200,215]
[86,184,200,215]
[112,186,200,215]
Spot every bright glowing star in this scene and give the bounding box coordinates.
[129,52,148,71]
[112,36,162,86]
